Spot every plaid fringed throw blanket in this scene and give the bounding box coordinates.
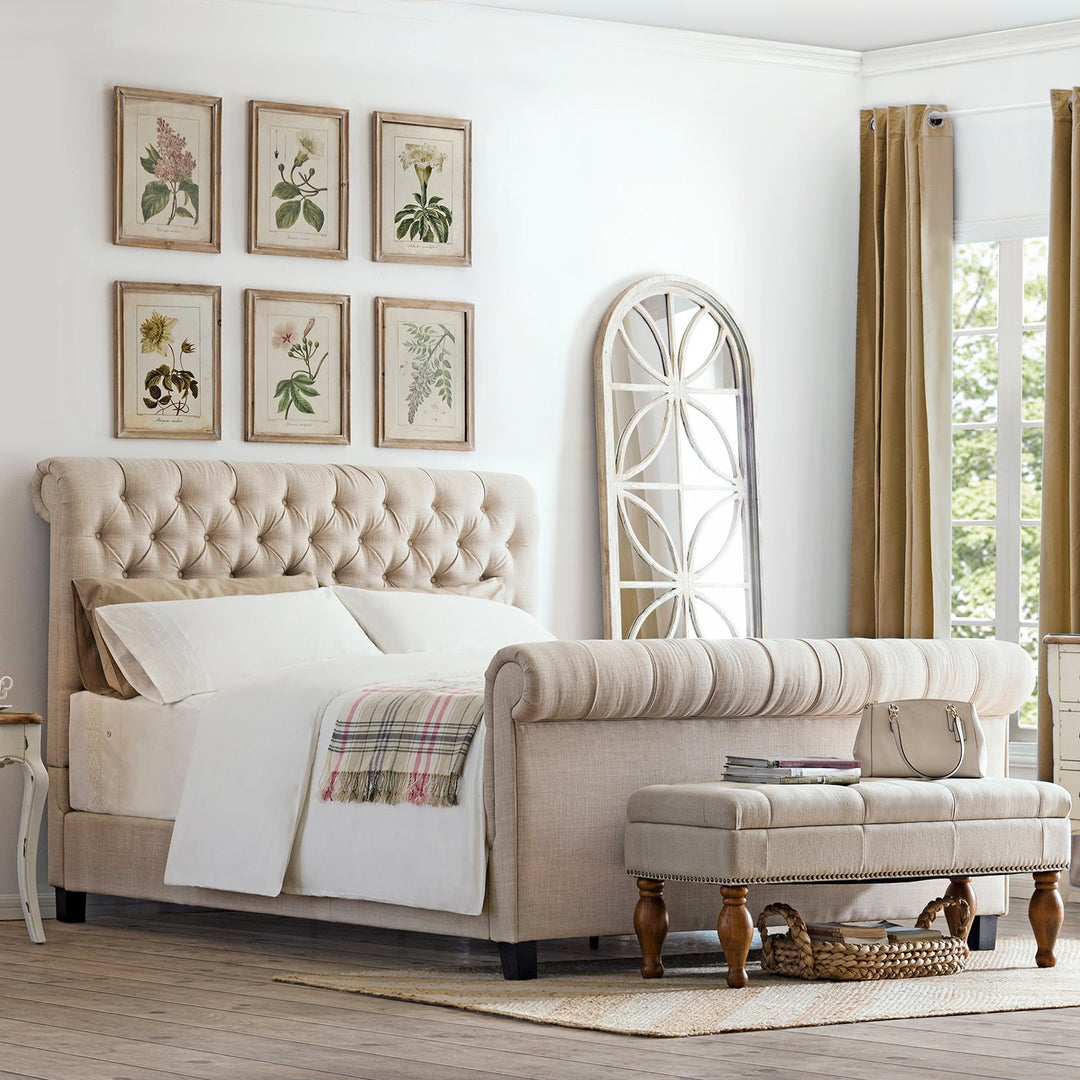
[319,682,484,808]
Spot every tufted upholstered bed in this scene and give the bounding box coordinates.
[32,457,1038,978]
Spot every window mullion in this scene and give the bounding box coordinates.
[996,239,1023,648]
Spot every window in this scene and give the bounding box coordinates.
[951,236,1047,741]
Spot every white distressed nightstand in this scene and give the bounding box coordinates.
[1045,636,1080,891]
[0,712,48,942]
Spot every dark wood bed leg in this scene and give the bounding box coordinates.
[588,935,600,950]
[55,888,86,923]
[718,884,754,988]
[498,940,538,980]
[1030,871,1063,968]
[634,877,668,979]
[945,875,976,941]
[966,914,998,950]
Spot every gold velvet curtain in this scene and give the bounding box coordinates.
[850,105,954,638]
[1038,89,1080,780]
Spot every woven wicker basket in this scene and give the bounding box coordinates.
[758,897,970,981]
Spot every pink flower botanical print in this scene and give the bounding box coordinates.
[140,117,199,226]
[272,322,299,350]
[272,316,326,419]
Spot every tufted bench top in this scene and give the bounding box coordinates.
[625,777,1073,886]
[627,777,1072,832]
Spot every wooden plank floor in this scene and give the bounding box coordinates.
[0,902,1077,1079]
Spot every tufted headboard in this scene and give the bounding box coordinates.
[32,457,540,777]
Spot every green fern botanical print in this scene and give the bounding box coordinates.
[401,322,454,423]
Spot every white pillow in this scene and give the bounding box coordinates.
[95,587,380,704]
[332,586,556,654]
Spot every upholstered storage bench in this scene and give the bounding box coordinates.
[626,777,1073,987]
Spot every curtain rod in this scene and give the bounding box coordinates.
[928,100,1060,123]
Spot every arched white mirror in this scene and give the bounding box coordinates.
[594,275,762,640]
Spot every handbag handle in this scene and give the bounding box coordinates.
[888,702,966,780]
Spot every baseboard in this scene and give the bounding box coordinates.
[0,891,201,923]
[5,884,1072,929]
[0,891,56,922]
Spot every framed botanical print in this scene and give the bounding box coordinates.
[113,86,221,252]
[249,101,348,259]
[246,289,350,444]
[373,112,471,267]
[376,297,473,450]
[115,281,221,439]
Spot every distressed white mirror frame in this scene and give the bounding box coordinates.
[594,275,762,640]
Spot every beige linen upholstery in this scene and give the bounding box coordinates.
[625,779,1073,885]
[32,458,1036,949]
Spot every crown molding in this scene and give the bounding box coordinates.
[861,19,1080,76]
[226,0,861,73]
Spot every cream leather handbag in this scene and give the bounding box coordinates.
[854,699,986,780]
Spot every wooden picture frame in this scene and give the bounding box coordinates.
[249,100,349,259]
[113,86,221,252]
[115,281,221,439]
[373,112,471,267]
[376,297,474,450]
[246,289,350,444]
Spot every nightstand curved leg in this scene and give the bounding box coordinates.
[15,752,48,944]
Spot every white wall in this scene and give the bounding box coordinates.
[0,0,860,903]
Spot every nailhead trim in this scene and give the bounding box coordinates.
[625,862,1071,886]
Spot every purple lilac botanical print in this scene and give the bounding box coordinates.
[140,117,199,226]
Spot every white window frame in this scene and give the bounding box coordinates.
[951,217,1047,767]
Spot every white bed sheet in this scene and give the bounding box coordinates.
[163,652,493,915]
[69,691,202,818]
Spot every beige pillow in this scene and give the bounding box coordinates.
[72,573,319,698]
[430,579,506,601]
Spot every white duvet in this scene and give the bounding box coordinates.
[164,652,494,915]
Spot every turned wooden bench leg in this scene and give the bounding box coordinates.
[717,884,754,988]
[634,877,668,979]
[1030,871,1063,968]
[945,875,976,942]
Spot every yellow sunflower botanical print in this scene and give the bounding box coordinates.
[139,309,199,416]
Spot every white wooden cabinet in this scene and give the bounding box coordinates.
[1045,637,1080,892]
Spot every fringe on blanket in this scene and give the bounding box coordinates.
[320,767,462,808]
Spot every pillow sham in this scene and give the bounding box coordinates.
[328,578,506,602]
[72,573,319,698]
[94,587,379,705]
[332,585,555,654]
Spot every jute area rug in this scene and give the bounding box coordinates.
[275,936,1080,1038]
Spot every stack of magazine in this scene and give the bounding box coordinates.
[722,755,861,784]
[804,921,945,945]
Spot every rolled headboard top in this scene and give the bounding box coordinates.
[33,457,540,768]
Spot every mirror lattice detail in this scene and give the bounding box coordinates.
[595,276,761,640]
